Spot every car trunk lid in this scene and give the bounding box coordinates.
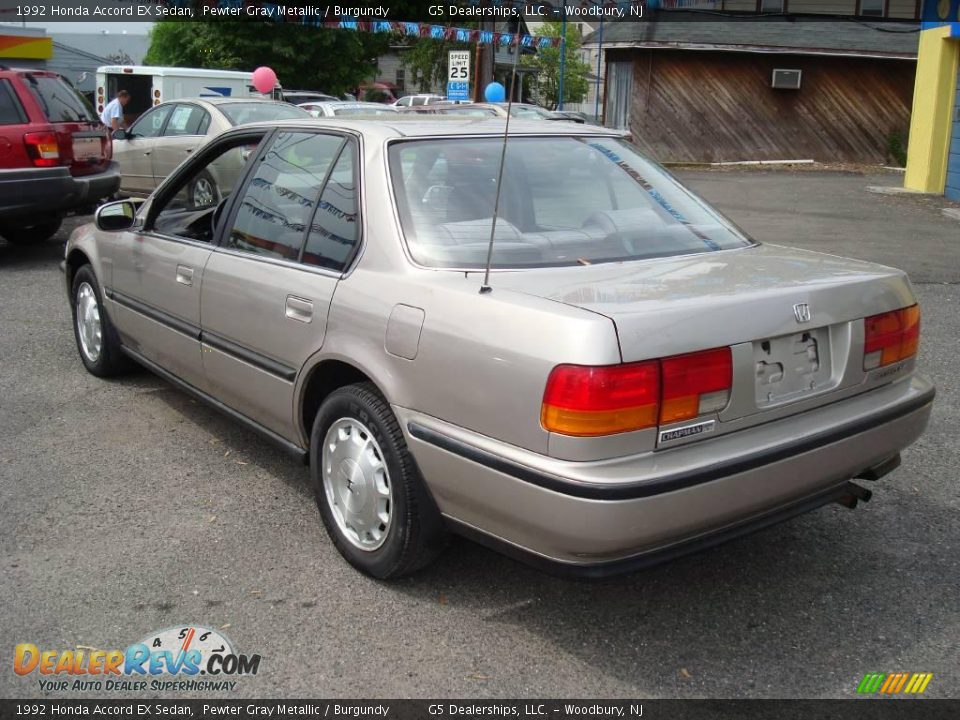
[490,243,916,427]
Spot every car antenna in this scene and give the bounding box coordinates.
[480,30,523,294]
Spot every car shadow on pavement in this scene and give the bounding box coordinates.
[0,237,67,267]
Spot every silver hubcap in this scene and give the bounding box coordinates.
[193,177,216,206]
[322,418,393,552]
[75,282,102,363]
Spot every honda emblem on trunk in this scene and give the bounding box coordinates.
[793,303,811,323]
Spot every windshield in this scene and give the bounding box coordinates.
[389,137,752,269]
[219,102,310,125]
[24,75,97,123]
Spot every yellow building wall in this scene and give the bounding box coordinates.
[904,25,959,193]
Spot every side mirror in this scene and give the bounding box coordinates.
[95,199,137,232]
[113,128,128,140]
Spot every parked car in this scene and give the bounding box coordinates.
[299,101,399,118]
[282,90,340,105]
[0,67,119,244]
[111,97,309,202]
[394,94,446,107]
[63,119,934,579]
[397,104,499,118]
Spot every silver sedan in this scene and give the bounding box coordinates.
[111,97,310,203]
[64,119,934,578]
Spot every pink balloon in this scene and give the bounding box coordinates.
[252,66,277,94]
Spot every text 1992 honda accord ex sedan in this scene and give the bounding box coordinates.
[63,118,934,578]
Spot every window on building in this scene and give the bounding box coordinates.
[858,0,885,16]
[395,68,405,94]
[604,60,633,131]
[758,0,785,11]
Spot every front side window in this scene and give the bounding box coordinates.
[149,135,264,243]
[224,131,345,262]
[389,136,752,269]
[130,104,173,139]
[759,0,785,11]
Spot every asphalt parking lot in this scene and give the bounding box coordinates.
[1,169,957,699]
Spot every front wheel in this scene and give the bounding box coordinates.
[71,265,131,377]
[310,383,447,578]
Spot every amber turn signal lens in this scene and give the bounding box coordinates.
[864,305,920,370]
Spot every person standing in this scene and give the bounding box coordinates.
[100,90,130,131]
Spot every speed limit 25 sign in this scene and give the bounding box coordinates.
[448,50,470,81]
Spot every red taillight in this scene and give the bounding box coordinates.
[541,346,733,437]
[541,361,660,436]
[864,305,920,370]
[23,132,61,167]
[660,347,732,424]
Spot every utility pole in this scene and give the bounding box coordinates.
[558,13,566,110]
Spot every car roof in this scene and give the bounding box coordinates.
[234,117,626,141]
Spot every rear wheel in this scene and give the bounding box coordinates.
[1,219,62,245]
[188,171,219,209]
[310,383,447,578]
[71,265,131,377]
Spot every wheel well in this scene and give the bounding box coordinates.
[65,249,91,287]
[300,360,375,441]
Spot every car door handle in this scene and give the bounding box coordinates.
[176,265,194,286]
[185,148,193,154]
[285,295,313,323]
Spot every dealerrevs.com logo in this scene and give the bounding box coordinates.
[14,625,261,693]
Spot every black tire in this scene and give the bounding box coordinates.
[70,265,131,377]
[310,383,447,578]
[1,219,62,245]
[187,171,220,209]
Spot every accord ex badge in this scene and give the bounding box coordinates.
[659,420,716,444]
[793,303,811,323]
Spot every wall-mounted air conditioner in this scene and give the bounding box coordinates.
[772,69,802,90]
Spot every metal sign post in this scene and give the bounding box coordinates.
[447,50,471,102]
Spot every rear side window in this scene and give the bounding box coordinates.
[23,74,96,123]
[302,145,359,271]
[225,131,344,262]
[0,80,27,125]
[163,104,208,136]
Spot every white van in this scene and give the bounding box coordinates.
[95,65,282,124]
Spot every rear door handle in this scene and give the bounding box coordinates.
[285,295,313,323]
[185,148,194,154]
[143,150,151,156]
[176,265,194,286]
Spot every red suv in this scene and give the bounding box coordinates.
[0,67,120,244]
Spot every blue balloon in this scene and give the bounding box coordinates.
[484,82,506,103]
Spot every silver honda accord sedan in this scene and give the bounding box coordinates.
[63,119,934,578]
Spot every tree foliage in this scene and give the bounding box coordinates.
[530,21,590,110]
[144,20,391,95]
[399,29,472,94]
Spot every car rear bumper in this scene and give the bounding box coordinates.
[0,163,120,221]
[400,375,935,576]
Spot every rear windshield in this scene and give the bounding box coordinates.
[23,74,97,123]
[218,102,310,126]
[331,105,397,116]
[389,136,752,269]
